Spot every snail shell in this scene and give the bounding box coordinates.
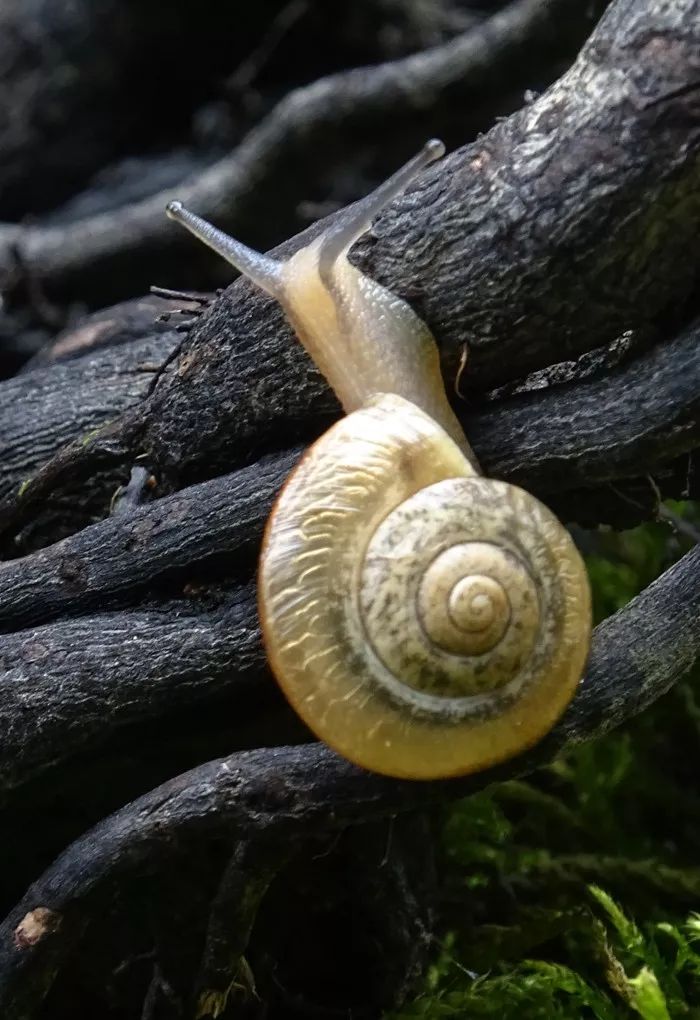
[259,396,590,780]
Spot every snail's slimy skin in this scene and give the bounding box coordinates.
[166,140,592,780]
[281,237,473,459]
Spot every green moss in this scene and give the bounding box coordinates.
[387,507,700,1019]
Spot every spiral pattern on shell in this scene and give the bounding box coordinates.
[259,394,591,780]
[362,479,557,714]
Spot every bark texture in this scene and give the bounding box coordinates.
[0,0,699,1016]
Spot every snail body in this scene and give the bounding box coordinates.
[167,141,591,780]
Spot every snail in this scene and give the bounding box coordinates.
[166,140,592,780]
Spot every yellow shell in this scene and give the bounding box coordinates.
[259,394,591,780]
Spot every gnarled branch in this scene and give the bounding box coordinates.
[1,540,699,1016]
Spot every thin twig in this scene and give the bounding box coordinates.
[193,837,293,1019]
[226,0,309,97]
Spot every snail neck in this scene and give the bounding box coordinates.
[281,239,478,466]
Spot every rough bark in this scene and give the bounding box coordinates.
[1,0,700,1016]
[1,538,699,1015]
[2,0,466,224]
[0,0,609,301]
[0,0,697,544]
[0,332,177,508]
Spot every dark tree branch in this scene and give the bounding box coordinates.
[1,539,700,1016]
[0,0,697,542]
[0,0,606,301]
[23,295,204,369]
[2,314,700,613]
[0,586,264,794]
[468,315,700,493]
[0,453,295,632]
[1,2,699,1014]
[0,331,177,506]
[1,311,699,790]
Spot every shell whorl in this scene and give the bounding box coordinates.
[259,394,591,780]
